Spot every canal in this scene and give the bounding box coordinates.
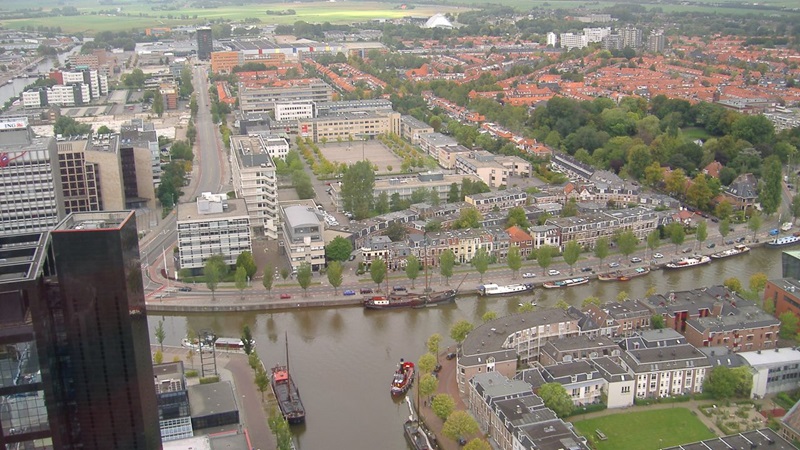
[0,46,81,105]
[148,246,783,449]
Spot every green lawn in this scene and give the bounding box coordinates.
[682,127,712,141]
[572,408,715,450]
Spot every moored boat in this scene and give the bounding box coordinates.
[665,255,711,269]
[271,333,305,424]
[477,283,534,296]
[364,289,457,310]
[405,420,436,450]
[766,236,800,248]
[542,277,589,289]
[391,359,415,396]
[710,244,750,259]
[597,272,621,281]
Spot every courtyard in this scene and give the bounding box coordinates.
[317,140,405,174]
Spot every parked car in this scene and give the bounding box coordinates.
[736,237,746,243]
[682,247,692,253]
[608,262,620,268]
[711,217,719,223]
[522,272,536,278]
[769,229,780,236]
[280,293,291,299]
[360,288,373,294]
[445,352,457,360]
[581,267,593,272]
[178,287,192,292]
[653,253,664,259]
[393,286,407,292]
[630,257,642,263]
[548,269,560,276]
[433,364,442,374]
[348,254,356,261]
[343,290,356,296]
[725,240,734,245]
[458,437,467,446]
[707,242,716,248]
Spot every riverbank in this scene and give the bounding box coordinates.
[144,239,769,314]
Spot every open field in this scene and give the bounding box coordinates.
[572,408,715,450]
[3,2,471,33]
[318,140,403,173]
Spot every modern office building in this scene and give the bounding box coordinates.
[0,117,64,234]
[0,211,161,449]
[120,119,162,186]
[274,102,315,121]
[56,133,156,213]
[279,202,326,272]
[238,79,333,113]
[177,193,252,273]
[229,134,279,238]
[621,26,643,48]
[297,111,401,143]
[647,30,666,53]
[154,362,193,442]
[196,27,213,60]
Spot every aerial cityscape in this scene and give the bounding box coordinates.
[2,0,800,449]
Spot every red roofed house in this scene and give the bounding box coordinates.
[507,225,534,257]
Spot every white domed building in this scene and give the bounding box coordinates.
[424,14,453,29]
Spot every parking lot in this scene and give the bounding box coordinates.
[318,140,403,173]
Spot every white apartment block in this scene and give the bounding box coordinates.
[261,135,289,160]
[560,33,588,50]
[546,32,557,47]
[238,81,333,113]
[274,102,314,121]
[22,90,45,108]
[583,27,611,43]
[229,135,279,239]
[619,344,709,399]
[0,118,64,234]
[176,194,252,272]
[47,85,83,106]
[297,111,401,143]
[280,203,327,272]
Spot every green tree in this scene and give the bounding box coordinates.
[715,200,734,220]
[463,439,492,450]
[241,325,254,355]
[667,222,686,254]
[537,245,554,275]
[779,311,799,340]
[644,161,664,187]
[594,237,610,269]
[724,277,743,293]
[296,262,312,297]
[204,254,228,300]
[268,408,293,450]
[155,319,165,351]
[427,333,442,359]
[665,168,688,198]
[405,255,420,289]
[54,116,92,136]
[452,207,482,229]
[419,373,438,400]
[327,260,343,295]
[248,350,261,372]
[616,230,639,260]
[439,249,455,285]
[262,266,274,297]
[646,229,660,260]
[695,221,708,250]
[374,191,389,215]
[418,352,437,374]
[471,248,490,282]
[154,349,163,364]
[506,207,531,229]
[325,236,353,262]
[370,258,387,291]
[687,174,713,210]
[748,214,762,240]
[507,245,522,278]
[749,272,768,295]
[442,410,479,442]
[759,156,783,215]
[96,125,113,134]
[651,314,665,329]
[432,393,456,420]
[482,311,497,322]
[341,161,375,219]
[385,221,407,242]
[562,240,581,275]
[719,218,731,244]
[254,366,269,400]
[554,299,570,310]
[234,266,248,300]
[448,182,461,203]
[703,366,754,400]
[152,89,164,117]
[582,296,603,308]
[561,198,578,217]
[450,320,473,346]
[235,251,256,279]
[538,383,574,418]
[518,302,536,313]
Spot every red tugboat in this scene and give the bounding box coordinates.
[390,359,415,396]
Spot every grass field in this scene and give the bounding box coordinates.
[3,2,471,33]
[681,127,712,141]
[572,408,715,450]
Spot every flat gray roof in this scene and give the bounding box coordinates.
[188,381,238,418]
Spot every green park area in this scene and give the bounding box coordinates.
[572,408,715,450]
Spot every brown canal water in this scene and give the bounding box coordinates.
[149,246,783,450]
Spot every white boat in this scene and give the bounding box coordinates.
[542,277,589,289]
[477,283,534,296]
[710,244,750,259]
[665,255,711,269]
[767,236,800,248]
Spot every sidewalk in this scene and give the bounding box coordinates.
[416,350,469,450]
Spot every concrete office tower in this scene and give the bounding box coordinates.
[229,134,279,238]
[622,26,643,49]
[196,27,213,60]
[0,211,161,449]
[0,117,64,234]
[647,30,666,53]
